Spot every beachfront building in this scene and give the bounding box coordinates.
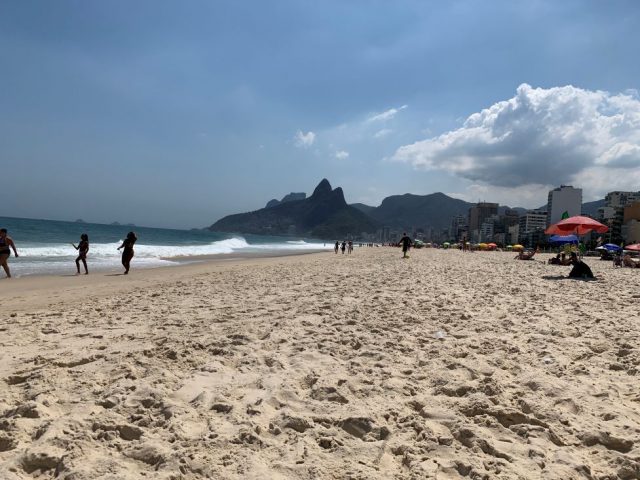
[507,224,520,245]
[468,202,498,242]
[605,191,640,208]
[450,214,468,242]
[546,186,582,226]
[598,191,640,244]
[622,201,640,243]
[479,220,494,242]
[519,210,547,235]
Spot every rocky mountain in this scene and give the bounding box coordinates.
[210,179,378,238]
[265,192,307,209]
[353,193,474,230]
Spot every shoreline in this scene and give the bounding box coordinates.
[2,249,328,313]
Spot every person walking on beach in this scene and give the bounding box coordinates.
[334,241,339,254]
[72,233,89,275]
[348,241,353,254]
[0,228,19,278]
[341,240,346,254]
[117,231,137,274]
[399,232,412,258]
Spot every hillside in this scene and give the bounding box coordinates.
[356,193,473,230]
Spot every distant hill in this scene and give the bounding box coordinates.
[351,203,377,216]
[265,192,307,209]
[210,179,378,238]
[582,199,605,217]
[353,193,473,230]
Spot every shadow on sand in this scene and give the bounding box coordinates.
[542,275,597,281]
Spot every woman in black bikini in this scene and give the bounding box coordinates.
[0,228,19,278]
[117,232,137,274]
[72,233,89,275]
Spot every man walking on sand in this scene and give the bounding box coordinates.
[399,232,412,258]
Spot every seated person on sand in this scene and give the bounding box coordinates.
[568,252,595,279]
[548,254,562,265]
[515,247,538,260]
[623,254,640,268]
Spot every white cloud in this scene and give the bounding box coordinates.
[393,84,640,199]
[294,130,316,148]
[366,104,408,123]
[335,150,349,160]
[374,128,393,138]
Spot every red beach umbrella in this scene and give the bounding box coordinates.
[625,243,640,251]
[545,216,608,235]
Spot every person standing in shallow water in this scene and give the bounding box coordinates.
[72,233,89,275]
[117,232,137,274]
[399,232,412,258]
[0,228,19,278]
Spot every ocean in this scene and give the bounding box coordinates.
[0,216,330,277]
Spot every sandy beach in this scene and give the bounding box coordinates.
[1,248,639,479]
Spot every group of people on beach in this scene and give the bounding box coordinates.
[334,240,354,254]
[0,228,138,278]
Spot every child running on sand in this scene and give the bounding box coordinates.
[72,234,89,275]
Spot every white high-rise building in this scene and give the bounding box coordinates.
[546,186,582,226]
[519,211,547,234]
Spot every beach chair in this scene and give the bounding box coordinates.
[515,249,537,260]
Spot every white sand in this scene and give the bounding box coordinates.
[1,249,639,479]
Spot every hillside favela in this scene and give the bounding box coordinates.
[1,2,639,480]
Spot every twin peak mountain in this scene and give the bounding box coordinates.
[208,179,473,238]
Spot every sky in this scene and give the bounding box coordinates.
[2,0,640,229]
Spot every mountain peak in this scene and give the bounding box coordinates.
[312,179,332,197]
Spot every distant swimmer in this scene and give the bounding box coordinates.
[0,228,19,278]
[117,231,137,274]
[72,233,89,275]
[398,232,412,258]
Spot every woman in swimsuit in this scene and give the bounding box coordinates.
[0,228,19,278]
[72,233,90,275]
[117,231,137,274]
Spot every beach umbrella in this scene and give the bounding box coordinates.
[545,216,608,235]
[549,234,578,245]
[603,243,622,251]
[624,243,640,251]
[512,244,524,251]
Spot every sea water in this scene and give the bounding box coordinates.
[0,216,330,277]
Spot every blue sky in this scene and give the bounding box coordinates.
[2,0,639,228]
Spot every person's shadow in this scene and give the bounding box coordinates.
[104,273,125,276]
[542,275,597,281]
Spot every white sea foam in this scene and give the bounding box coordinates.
[18,237,327,259]
[11,237,330,276]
